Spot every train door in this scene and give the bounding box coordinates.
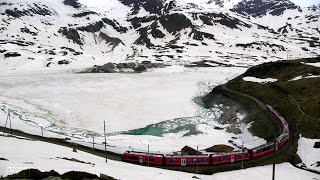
[181,159,186,166]
[139,156,143,163]
[231,155,234,163]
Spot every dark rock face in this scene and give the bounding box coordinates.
[60,47,83,55]
[189,29,215,41]
[232,0,301,17]
[98,32,125,51]
[77,21,104,33]
[314,142,320,148]
[102,18,128,33]
[63,0,81,8]
[5,3,53,18]
[236,42,286,51]
[72,11,97,18]
[20,27,37,36]
[133,64,147,72]
[135,27,154,47]
[0,39,35,47]
[120,0,164,15]
[159,13,192,34]
[4,52,21,58]
[130,16,158,29]
[199,13,251,29]
[58,60,71,65]
[58,27,83,45]
[100,62,116,73]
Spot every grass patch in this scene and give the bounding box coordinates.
[226,57,320,138]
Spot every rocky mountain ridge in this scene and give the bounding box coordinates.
[0,0,319,69]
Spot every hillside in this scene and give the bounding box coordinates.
[204,57,320,139]
[0,0,319,69]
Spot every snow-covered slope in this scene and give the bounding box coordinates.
[0,134,318,179]
[0,0,319,70]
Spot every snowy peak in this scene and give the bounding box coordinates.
[232,0,301,17]
[0,0,319,69]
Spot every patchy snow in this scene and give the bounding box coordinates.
[0,134,318,179]
[0,67,268,154]
[297,136,320,171]
[290,74,320,81]
[305,62,320,68]
[243,77,278,84]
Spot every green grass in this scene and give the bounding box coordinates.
[226,57,320,139]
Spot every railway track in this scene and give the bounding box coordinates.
[0,84,313,175]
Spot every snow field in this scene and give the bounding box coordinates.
[0,134,318,180]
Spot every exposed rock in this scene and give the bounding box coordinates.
[314,142,320,148]
[98,32,125,51]
[159,13,192,34]
[199,12,251,29]
[58,27,83,45]
[77,21,104,33]
[232,0,301,17]
[20,27,37,36]
[133,64,147,73]
[63,0,81,8]
[5,3,53,18]
[236,42,286,51]
[134,27,154,47]
[58,60,71,65]
[120,0,164,15]
[102,18,128,33]
[189,28,215,41]
[130,16,157,29]
[0,158,8,161]
[72,11,97,18]
[4,52,21,58]
[100,62,116,73]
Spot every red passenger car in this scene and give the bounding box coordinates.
[211,151,250,165]
[122,151,164,165]
[165,155,210,166]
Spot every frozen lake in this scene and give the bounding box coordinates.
[0,66,267,153]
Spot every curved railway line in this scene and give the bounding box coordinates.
[0,85,317,175]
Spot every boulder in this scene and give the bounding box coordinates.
[133,65,147,73]
[4,52,21,58]
[314,142,320,148]
[100,62,116,73]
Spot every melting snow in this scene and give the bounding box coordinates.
[243,76,277,84]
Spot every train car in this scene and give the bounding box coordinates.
[250,142,276,159]
[211,151,250,165]
[266,105,284,127]
[165,154,210,166]
[277,132,289,149]
[122,151,164,165]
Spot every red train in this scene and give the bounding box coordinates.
[122,105,289,166]
[122,150,250,166]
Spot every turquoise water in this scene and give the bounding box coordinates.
[122,95,218,137]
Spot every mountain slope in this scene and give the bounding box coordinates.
[0,0,319,69]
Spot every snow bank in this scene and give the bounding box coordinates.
[243,77,277,84]
[290,74,320,81]
[297,136,320,171]
[0,134,318,180]
[305,62,320,68]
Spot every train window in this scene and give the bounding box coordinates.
[128,156,139,160]
[167,158,177,163]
